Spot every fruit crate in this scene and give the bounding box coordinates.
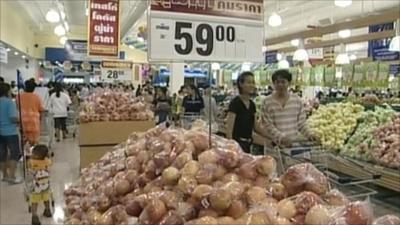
[264,142,381,199]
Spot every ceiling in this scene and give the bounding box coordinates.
[8,0,400,52]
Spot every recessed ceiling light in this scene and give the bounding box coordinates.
[334,0,352,8]
[14,51,19,56]
[268,12,282,27]
[46,9,60,23]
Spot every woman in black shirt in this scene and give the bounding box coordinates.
[182,84,204,115]
[226,71,267,153]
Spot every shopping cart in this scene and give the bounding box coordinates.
[38,111,54,150]
[264,139,381,200]
[66,109,79,138]
[177,112,203,130]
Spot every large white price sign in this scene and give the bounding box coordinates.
[149,0,264,63]
[101,61,133,82]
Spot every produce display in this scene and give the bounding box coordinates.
[63,124,398,225]
[342,106,397,161]
[370,117,400,168]
[308,102,364,150]
[79,90,154,123]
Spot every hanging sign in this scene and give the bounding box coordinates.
[88,0,120,57]
[368,23,400,61]
[101,60,133,82]
[149,0,264,62]
[265,50,278,64]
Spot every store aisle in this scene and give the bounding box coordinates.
[0,139,80,225]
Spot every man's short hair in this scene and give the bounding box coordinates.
[272,69,292,83]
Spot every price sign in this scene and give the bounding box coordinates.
[101,61,133,82]
[149,0,264,62]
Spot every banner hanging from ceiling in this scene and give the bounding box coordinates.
[149,0,264,63]
[88,0,120,58]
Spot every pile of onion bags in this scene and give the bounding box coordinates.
[79,89,153,123]
[64,124,394,225]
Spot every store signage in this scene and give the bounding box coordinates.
[149,0,264,62]
[0,46,7,64]
[101,60,133,82]
[368,23,400,61]
[88,0,120,57]
[66,40,88,61]
[390,64,400,76]
[265,50,278,64]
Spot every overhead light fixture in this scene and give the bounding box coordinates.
[335,44,350,65]
[241,62,252,71]
[54,24,66,36]
[6,48,11,52]
[334,0,352,8]
[291,39,300,47]
[14,51,19,56]
[293,39,309,61]
[46,9,60,23]
[60,11,66,20]
[349,54,357,61]
[277,53,283,61]
[137,37,145,42]
[211,63,220,70]
[338,29,351,38]
[278,59,290,69]
[60,36,68,45]
[22,55,26,59]
[268,12,282,27]
[85,8,89,16]
[389,19,400,52]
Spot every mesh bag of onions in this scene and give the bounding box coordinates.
[64,124,399,225]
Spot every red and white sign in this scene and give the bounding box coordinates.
[88,0,120,57]
[149,0,264,63]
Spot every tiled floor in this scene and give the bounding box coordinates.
[0,138,399,225]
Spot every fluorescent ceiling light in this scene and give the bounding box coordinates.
[22,55,26,59]
[349,54,357,61]
[46,9,60,23]
[336,53,350,65]
[334,0,352,8]
[262,46,267,52]
[60,36,68,45]
[64,22,69,32]
[338,29,351,38]
[278,60,290,69]
[6,48,11,52]
[291,39,299,47]
[54,25,66,36]
[14,51,19,56]
[268,12,282,27]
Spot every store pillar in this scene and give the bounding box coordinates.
[170,63,185,95]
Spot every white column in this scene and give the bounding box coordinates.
[169,63,185,94]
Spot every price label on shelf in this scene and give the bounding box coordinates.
[149,0,264,63]
[101,60,133,82]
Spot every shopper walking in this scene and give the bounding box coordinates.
[0,83,22,184]
[49,83,71,142]
[153,87,171,125]
[261,69,317,147]
[17,80,44,145]
[182,84,204,115]
[226,71,267,153]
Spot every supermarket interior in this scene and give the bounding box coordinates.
[0,0,400,225]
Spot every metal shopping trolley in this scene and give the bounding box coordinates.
[38,111,55,149]
[177,112,203,130]
[66,109,79,138]
[264,139,381,200]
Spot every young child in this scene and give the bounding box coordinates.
[28,145,52,225]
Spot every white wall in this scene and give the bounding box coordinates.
[0,57,38,83]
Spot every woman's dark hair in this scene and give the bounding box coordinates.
[237,71,254,94]
[272,69,292,83]
[0,83,11,97]
[188,84,203,103]
[24,80,36,93]
[32,144,49,160]
[54,82,62,98]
